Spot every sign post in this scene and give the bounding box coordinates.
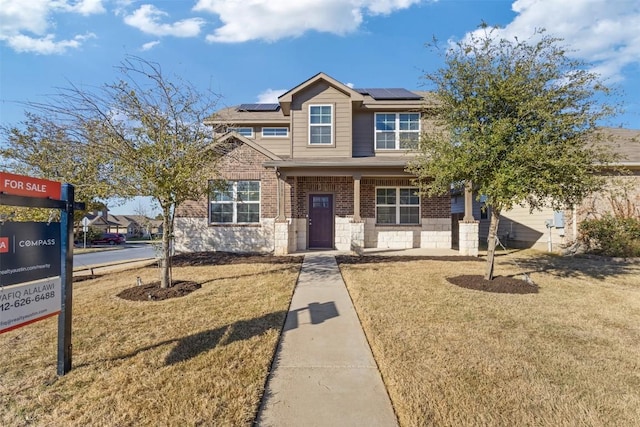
[82,217,89,249]
[1,172,84,376]
[58,184,74,375]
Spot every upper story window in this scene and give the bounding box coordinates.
[376,187,420,225]
[262,127,289,137]
[309,105,333,145]
[209,180,260,224]
[228,127,254,138]
[375,113,420,150]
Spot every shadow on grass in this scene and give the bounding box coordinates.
[165,311,287,365]
[73,274,104,283]
[512,253,640,280]
[76,310,288,368]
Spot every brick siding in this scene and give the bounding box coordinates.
[175,140,278,219]
[361,177,450,219]
[291,176,354,218]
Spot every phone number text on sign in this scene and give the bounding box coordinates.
[1,277,61,334]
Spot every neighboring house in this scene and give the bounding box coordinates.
[79,209,150,237]
[451,128,640,251]
[149,219,163,237]
[175,72,451,254]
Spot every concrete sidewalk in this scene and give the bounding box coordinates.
[256,253,398,427]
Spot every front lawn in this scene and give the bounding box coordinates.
[1,253,302,426]
[338,251,640,426]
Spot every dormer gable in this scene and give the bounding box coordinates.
[278,72,365,116]
[218,132,282,161]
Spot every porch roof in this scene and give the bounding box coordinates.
[263,157,414,177]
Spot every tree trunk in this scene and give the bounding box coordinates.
[160,206,173,289]
[484,207,501,280]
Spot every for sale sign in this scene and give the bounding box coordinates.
[0,172,62,199]
[0,222,61,287]
[1,277,61,334]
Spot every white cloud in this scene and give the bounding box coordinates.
[346,82,355,88]
[193,0,424,43]
[124,4,204,38]
[5,33,96,55]
[0,0,104,54]
[64,0,106,15]
[468,0,640,81]
[141,40,160,51]
[257,89,287,103]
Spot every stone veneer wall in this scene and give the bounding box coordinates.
[420,218,452,249]
[175,217,275,253]
[363,217,451,249]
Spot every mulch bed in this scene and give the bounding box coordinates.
[335,255,483,264]
[447,275,538,294]
[116,252,302,301]
[117,281,201,301]
[172,251,302,267]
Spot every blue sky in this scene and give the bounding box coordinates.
[1,0,639,215]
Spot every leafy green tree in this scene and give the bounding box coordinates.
[409,25,618,280]
[6,56,224,288]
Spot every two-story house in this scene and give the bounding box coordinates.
[174,72,452,254]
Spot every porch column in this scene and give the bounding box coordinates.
[275,169,286,222]
[460,180,479,257]
[353,174,361,222]
[274,169,289,255]
[463,180,474,222]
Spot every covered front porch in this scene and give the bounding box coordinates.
[266,158,454,255]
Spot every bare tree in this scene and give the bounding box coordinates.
[16,56,224,288]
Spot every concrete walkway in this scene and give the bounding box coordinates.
[256,253,398,427]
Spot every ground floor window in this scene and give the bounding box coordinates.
[376,187,420,224]
[209,180,260,223]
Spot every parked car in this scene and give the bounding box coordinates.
[90,233,125,245]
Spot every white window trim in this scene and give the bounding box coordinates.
[209,180,261,224]
[229,127,254,138]
[374,112,420,150]
[308,104,334,145]
[261,127,289,138]
[375,186,421,225]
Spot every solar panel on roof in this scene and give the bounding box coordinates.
[237,103,280,112]
[354,88,421,100]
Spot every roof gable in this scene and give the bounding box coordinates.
[278,72,364,115]
[218,132,282,161]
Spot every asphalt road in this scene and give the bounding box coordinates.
[73,244,157,269]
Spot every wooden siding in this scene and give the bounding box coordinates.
[290,82,352,158]
[453,196,565,249]
[253,132,291,157]
[492,206,567,250]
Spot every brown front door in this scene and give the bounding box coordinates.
[451,212,464,249]
[308,194,333,248]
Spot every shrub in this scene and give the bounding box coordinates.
[579,215,640,257]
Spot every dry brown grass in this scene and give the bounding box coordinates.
[1,257,301,426]
[338,251,640,427]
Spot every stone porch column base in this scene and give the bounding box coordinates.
[350,221,365,255]
[274,221,289,255]
[459,221,479,257]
